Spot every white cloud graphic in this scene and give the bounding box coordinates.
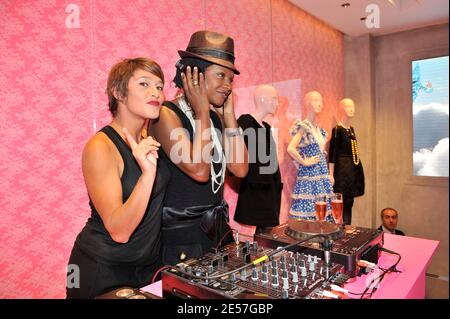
[413,102,449,116]
[414,138,449,177]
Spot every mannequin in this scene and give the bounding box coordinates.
[328,98,365,225]
[233,84,283,233]
[287,91,334,221]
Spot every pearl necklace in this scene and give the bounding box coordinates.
[178,96,226,194]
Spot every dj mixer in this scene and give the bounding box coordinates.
[161,240,349,299]
[161,220,383,299]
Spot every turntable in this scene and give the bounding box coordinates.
[254,220,383,277]
[284,219,345,242]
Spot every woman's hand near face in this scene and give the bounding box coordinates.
[182,66,210,116]
[123,128,159,179]
[223,91,234,115]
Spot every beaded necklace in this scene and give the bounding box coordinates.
[178,96,226,194]
[339,123,360,165]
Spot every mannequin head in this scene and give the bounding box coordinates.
[304,91,323,115]
[339,98,355,120]
[254,84,279,116]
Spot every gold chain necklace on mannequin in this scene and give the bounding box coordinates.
[350,138,360,165]
[339,123,360,165]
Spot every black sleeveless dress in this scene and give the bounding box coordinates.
[66,126,170,299]
[158,101,234,265]
[328,125,364,197]
[233,114,282,227]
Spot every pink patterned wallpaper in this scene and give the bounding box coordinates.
[0,0,343,298]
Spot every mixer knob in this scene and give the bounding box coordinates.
[309,260,316,272]
[289,257,296,266]
[282,277,289,290]
[271,267,278,277]
[290,263,297,273]
[271,260,278,269]
[262,264,268,274]
[230,272,237,282]
[292,272,299,283]
[240,268,247,280]
[307,255,312,263]
[282,270,288,279]
[261,272,268,284]
[251,267,258,281]
[243,253,251,263]
[253,241,258,252]
[300,266,307,277]
[245,240,250,250]
[280,255,286,263]
[272,275,279,287]
[281,289,289,299]
[207,265,214,273]
[280,261,287,271]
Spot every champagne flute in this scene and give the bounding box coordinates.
[315,195,327,222]
[331,193,343,224]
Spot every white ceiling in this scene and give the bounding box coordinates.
[288,0,449,36]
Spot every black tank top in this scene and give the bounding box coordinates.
[159,101,223,208]
[75,126,170,265]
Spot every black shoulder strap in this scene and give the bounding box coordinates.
[100,126,133,163]
[162,101,194,141]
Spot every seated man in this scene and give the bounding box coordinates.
[378,207,405,236]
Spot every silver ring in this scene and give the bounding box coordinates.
[193,81,199,86]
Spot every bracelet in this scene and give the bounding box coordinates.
[225,127,243,138]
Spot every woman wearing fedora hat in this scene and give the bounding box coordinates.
[149,30,248,265]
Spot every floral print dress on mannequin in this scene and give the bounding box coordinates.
[288,119,334,221]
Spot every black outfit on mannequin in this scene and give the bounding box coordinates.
[329,125,365,225]
[158,101,234,266]
[233,114,282,233]
[66,126,170,299]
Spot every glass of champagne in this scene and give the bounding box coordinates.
[331,193,343,224]
[315,195,327,222]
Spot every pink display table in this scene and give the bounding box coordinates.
[344,233,439,299]
[142,233,439,299]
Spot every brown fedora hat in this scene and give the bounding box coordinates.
[178,30,240,74]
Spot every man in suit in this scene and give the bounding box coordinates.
[378,207,405,236]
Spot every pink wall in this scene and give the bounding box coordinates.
[0,0,343,298]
